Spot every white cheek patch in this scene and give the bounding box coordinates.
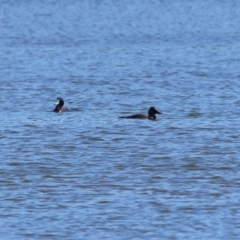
[55,100,60,105]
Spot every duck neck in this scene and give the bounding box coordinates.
[54,105,62,112]
[148,114,156,119]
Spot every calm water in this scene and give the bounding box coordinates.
[1,0,240,239]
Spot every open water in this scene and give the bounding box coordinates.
[1,0,240,239]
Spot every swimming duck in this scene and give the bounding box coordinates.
[53,98,69,113]
[119,107,162,119]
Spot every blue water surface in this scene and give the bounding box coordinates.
[1,0,240,239]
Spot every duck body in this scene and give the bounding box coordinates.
[119,107,162,120]
[53,98,69,113]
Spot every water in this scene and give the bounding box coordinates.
[1,0,240,239]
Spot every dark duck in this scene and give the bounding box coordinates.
[53,98,69,113]
[119,107,162,120]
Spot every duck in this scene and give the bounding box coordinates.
[119,107,162,119]
[53,98,69,113]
